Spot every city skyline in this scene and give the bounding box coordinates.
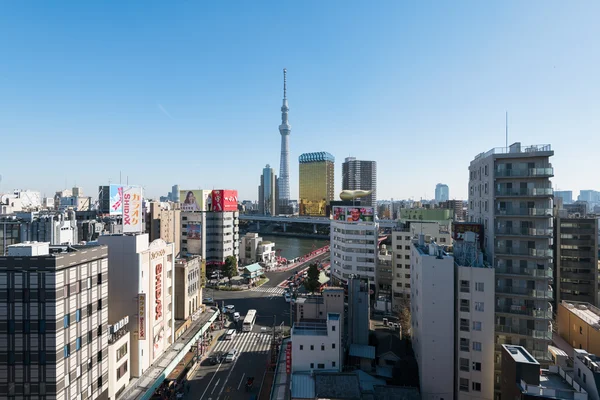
[0,2,598,201]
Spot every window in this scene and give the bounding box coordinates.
[472,342,482,351]
[332,325,335,331]
[97,273,102,284]
[310,345,314,351]
[460,299,470,312]
[460,280,470,293]
[299,345,304,350]
[97,325,103,337]
[88,330,93,343]
[332,361,336,367]
[332,343,336,349]
[475,282,484,292]
[98,376,103,388]
[473,362,481,371]
[580,326,583,334]
[318,363,325,369]
[475,302,484,312]
[64,315,70,328]
[98,350,103,362]
[87,277,92,289]
[584,374,587,383]
[39,319,46,334]
[76,337,82,351]
[460,358,469,371]
[310,363,314,368]
[117,343,128,361]
[64,344,70,358]
[472,382,481,392]
[321,345,325,351]
[460,378,469,392]
[76,309,81,322]
[460,338,470,352]
[97,299,102,311]
[87,304,92,316]
[472,321,482,331]
[460,318,470,332]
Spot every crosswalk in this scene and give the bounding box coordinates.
[211,332,272,355]
[249,286,286,296]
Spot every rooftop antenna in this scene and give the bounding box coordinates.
[505,111,508,148]
[283,68,287,99]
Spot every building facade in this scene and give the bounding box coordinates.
[97,234,175,377]
[239,233,276,269]
[0,215,20,255]
[181,211,239,265]
[555,191,573,205]
[435,183,450,203]
[554,213,600,307]
[107,316,131,400]
[342,157,377,209]
[18,210,78,246]
[299,152,335,216]
[174,256,202,321]
[291,313,342,373]
[557,300,600,356]
[147,201,181,257]
[258,164,278,216]
[348,279,370,346]
[468,142,555,394]
[0,242,109,399]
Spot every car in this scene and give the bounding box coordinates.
[288,275,294,281]
[222,305,235,314]
[204,297,214,304]
[225,349,238,362]
[233,312,240,322]
[207,351,224,365]
[284,294,291,303]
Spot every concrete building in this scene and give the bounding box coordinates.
[330,211,378,284]
[391,221,452,306]
[440,199,467,221]
[348,278,370,346]
[579,191,600,208]
[258,164,278,216]
[411,238,455,400]
[555,191,574,205]
[278,68,292,215]
[299,152,335,217]
[468,142,555,391]
[147,201,181,257]
[0,189,42,213]
[554,212,600,306]
[174,256,203,321]
[557,301,600,356]
[107,316,131,400]
[294,287,345,329]
[0,242,109,399]
[342,157,377,209]
[97,234,175,377]
[399,208,454,221]
[500,345,587,400]
[291,313,342,373]
[573,349,600,399]
[0,214,21,255]
[435,183,450,203]
[240,232,276,269]
[17,210,79,246]
[181,211,239,265]
[376,244,393,309]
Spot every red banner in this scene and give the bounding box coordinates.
[211,189,238,212]
[286,341,292,374]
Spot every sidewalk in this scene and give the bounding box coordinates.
[273,248,329,273]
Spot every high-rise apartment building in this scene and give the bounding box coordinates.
[299,152,335,216]
[0,242,109,399]
[342,157,377,208]
[578,190,600,207]
[278,68,292,215]
[147,201,181,256]
[554,190,573,205]
[554,212,600,307]
[435,183,450,203]
[468,142,554,395]
[258,164,278,216]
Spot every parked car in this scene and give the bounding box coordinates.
[222,305,235,314]
[233,312,241,322]
[284,293,291,303]
[207,351,224,365]
[225,349,238,362]
[204,297,214,304]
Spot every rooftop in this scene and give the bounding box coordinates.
[315,373,362,400]
[562,301,600,330]
[349,344,376,360]
[503,344,539,365]
[473,142,553,162]
[243,263,264,273]
[518,365,588,399]
[299,152,335,164]
[292,321,328,336]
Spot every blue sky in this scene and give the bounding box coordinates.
[0,1,598,201]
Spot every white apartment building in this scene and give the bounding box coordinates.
[107,316,131,400]
[0,242,109,399]
[175,256,202,320]
[240,232,277,269]
[291,313,342,373]
[391,221,452,307]
[97,234,175,377]
[330,218,378,284]
[468,142,554,396]
[181,211,239,265]
[411,238,455,400]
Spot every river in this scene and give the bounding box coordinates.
[256,234,329,260]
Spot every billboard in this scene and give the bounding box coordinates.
[331,206,374,222]
[212,189,238,212]
[452,223,484,250]
[109,184,124,215]
[138,294,146,340]
[188,223,202,240]
[286,341,292,374]
[123,186,143,233]
[151,248,165,359]
[180,189,214,212]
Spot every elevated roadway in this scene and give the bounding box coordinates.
[238,214,398,228]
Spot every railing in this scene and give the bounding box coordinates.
[495,247,553,258]
[495,227,553,236]
[495,167,554,178]
[495,266,552,278]
[561,250,596,258]
[496,286,553,299]
[495,305,553,319]
[474,144,552,161]
[496,188,554,197]
[496,208,553,217]
[495,325,552,340]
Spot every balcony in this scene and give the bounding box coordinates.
[494,324,552,340]
[496,286,553,299]
[495,227,553,237]
[495,188,554,197]
[495,265,552,279]
[495,167,554,178]
[495,305,553,319]
[495,247,553,259]
[496,208,553,217]
[561,250,596,258]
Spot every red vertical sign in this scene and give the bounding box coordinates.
[286,341,292,374]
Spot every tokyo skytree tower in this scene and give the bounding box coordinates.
[278,68,291,213]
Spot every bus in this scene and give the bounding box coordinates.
[242,309,257,332]
[225,329,236,340]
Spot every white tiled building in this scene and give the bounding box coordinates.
[330,220,378,284]
[291,313,342,373]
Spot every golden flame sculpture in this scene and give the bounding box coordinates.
[339,190,373,201]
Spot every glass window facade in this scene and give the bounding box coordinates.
[299,153,335,216]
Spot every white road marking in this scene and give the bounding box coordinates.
[237,372,246,390]
[211,379,220,395]
[199,363,223,400]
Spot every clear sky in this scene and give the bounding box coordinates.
[0,1,598,202]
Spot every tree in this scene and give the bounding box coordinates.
[395,298,411,339]
[304,262,321,293]
[221,256,238,284]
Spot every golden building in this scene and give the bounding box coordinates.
[557,300,600,355]
[299,152,335,216]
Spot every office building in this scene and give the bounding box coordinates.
[291,313,342,373]
[0,242,109,399]
[0,214,20,255]
[181,210,239,265]
[555,212,599,306]
[573,349,600,398]
[174,256,203,320]
[435,183,450,203]
[500,345,587,400]
[108,316,131,400]
[348,278,370,346]
[342,157,377,209]
[294,287,345,329]
[97,234,175,377]
[330,206,378,284]
[299,152,335,216]
[440,199,467,221]
[557,301,600,356]
[147,201,182,257]
[391,221,452,305]
[17,210,79,246]
[258,164,278,216]
[278,68,292,215]
[579,190,600,208]
[411,238,455,400]
[468,142,555,391]
[555,191,573,205]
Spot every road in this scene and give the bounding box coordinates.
[188,254,329,400]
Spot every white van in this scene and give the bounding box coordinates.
[225,329,236,340]
[233,312,240,322]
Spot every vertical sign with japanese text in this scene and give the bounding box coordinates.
[138,293,146,340]
[286,341,292,374]
[123,186,143,233]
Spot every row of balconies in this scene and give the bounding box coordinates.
[495,227,552,237]
[494,324,552,340]
[495,167,554,178]
[495,305,553,320]
[495,247,553,258]
[496,208,553,217]
[496,188,553,197]
[494,265,552,279]
[495,286,553,299]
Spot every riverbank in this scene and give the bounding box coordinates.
[250,231,329,240]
